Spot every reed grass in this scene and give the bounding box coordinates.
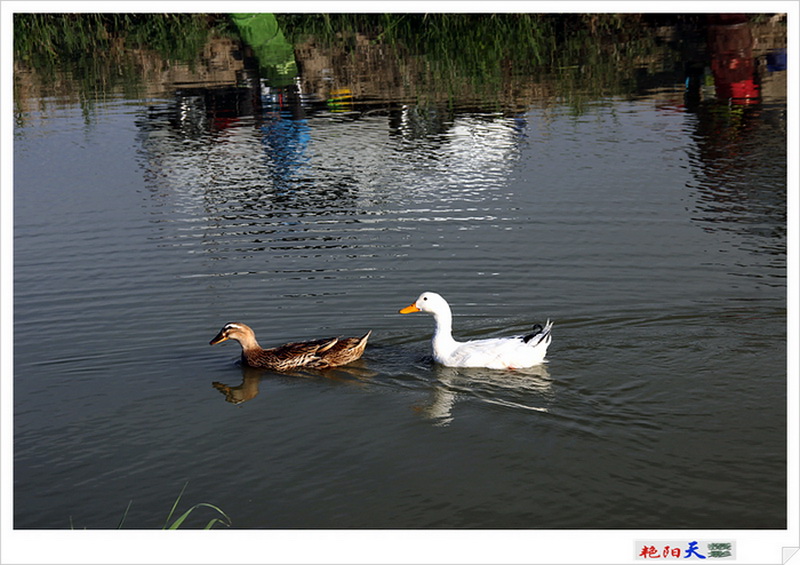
[14,14,232,67]
[160,482,231,530]
[276,13,675,107]
[277,13,656,66]
[14,13,662,73]
[71,482,231,529]
[13,13,691,113]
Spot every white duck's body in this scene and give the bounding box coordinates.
[400,292,553,369]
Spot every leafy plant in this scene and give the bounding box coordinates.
[160,482,231,530]
[73,482,231,529]
[13,13,232,67]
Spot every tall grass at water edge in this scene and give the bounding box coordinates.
[277,13,680,111]
[16,14,772,117]
[70,483,231,530]
[15,12,668,73]
[14,14,234,68]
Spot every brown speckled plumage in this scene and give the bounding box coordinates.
[210,322,371,371]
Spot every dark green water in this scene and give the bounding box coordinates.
[11,14,789,559]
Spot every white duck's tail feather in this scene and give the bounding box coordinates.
[523,320,553,347]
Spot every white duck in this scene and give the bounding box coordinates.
[399,292,553,369]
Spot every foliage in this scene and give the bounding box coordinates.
[13,13,236,106]
[71,482,231,529]
[12,13,708,114]
[160,482,231,530]
[13,13,232,67]
[277,13,658,67]
[275,13,678,108]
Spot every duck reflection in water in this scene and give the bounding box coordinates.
[212,362,376,405]
[212,366,264,405]
[417,364,553,427]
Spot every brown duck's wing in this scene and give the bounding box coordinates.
[331,331,371,352]
[264,337,339,370]
[270,338,337,355]
[315,331,371,368]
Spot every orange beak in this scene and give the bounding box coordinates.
[399,303,420,314]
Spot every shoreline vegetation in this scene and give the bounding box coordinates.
[14,13,669,63]
[14,13,670,86]
[13,13,787,116]
[70,483,231,530]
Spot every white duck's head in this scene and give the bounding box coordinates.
[399,291,451,316]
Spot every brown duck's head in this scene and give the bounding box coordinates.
[209,322,255,346]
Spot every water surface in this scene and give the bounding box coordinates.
[12,16,787,531]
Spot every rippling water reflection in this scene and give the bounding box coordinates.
[686,107,787,281]
[13,18,788,533]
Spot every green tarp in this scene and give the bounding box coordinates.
[231,13,297,87]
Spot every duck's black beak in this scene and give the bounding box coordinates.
[209,331,228,345]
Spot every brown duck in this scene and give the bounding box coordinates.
[209,322,371,371]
